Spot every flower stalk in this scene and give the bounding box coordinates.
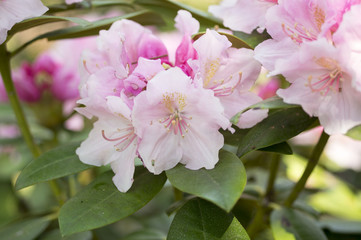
[0,44,41,157]
[283,130,330,207]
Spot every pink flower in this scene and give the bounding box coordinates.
[173,10,199,76]
[333,3,361,92]
[190,29,267,128]
[209,0,277,34]
[78,20,167,118]
[276,38,361,134]
[0,0,48,44]
[132,68,230,174]
[257,77,280,99]
[76,96,138,192]
[255,0,361,72]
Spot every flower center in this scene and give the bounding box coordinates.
[306,57,344,95]
[282,22,318,44]
[101,126,136,152]
[160,92,191,137]
[35,71,52,87]
[210,72,242,97]
[159,110,192,137]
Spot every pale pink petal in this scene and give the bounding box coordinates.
[65,0,82,4]
[318,81,361,134]
[254,38,298,73]
[110,148,136,192]
[209,0,275,33]
[174,10,200,36]
[0,0,48,44]
[180,124,223,170]
[220,91,268,128]
[106,96,132,119]
[137,124,182,174]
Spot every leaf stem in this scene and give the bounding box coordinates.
[284,130,329,207]
[0,44,40,157]
[265,154,281,200]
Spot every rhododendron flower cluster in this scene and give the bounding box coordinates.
[212,0,361,135]
[0,0,48,44]
[76,10,266,192]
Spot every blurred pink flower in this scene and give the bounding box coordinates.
[0,0,48,44]
[132,68,230,174]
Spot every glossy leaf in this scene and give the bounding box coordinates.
[237,107,317,157]
[122,229,166,240]
[59,168,167,236]
[168,198,249,240]
[8,16,89,36]
[11,10,163,57]
[15,142,91,190]
[320,219,361,234]
[193,32,252,49]
[233,30,270,49]
[134,0,222,29]
[271,208,327,240]
[0,218,50,240]
[166,150,246,212]
[231,96,298,124]
[39,229,92,240]
[221,218,250,240]
[259,142,293,155]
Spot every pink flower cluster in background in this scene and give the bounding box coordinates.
[76,10,267,192]
[211,0,361,135]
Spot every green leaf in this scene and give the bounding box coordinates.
[11,10,164,57]
[221,218,250,240]
[166,150,246,212]
[0,217,50,240]
[8,15,89,36]
[134,0,222,29]
[15,142,91,190]
[233,30,271,49]
[346,125,361,141]
[319,219,361,234]
[122,229,166,240]
[193,32,252,49]
[270,207,327,240]
[39,229,92,240]
[59,167,167,236]
[168,198,249,240]
[237,107,317,157]
[259,142,293,155]
[231,96,298,124]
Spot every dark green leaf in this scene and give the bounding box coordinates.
[8,16,89,36]
[39,229,92,240]
[166,150,246,212]
[122,229,166,240]
[270,207,327,240]
[259,142,293,155]
[168,198,249,240]
[11,10,164,57]
[193,32,252,49]
[233,30,271,49]
[134,0,222,29]
[237,108,317,157]
[59,167,167,236]
[0,218,50,240]
[320,219,361,234]
[15,142,91,190]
